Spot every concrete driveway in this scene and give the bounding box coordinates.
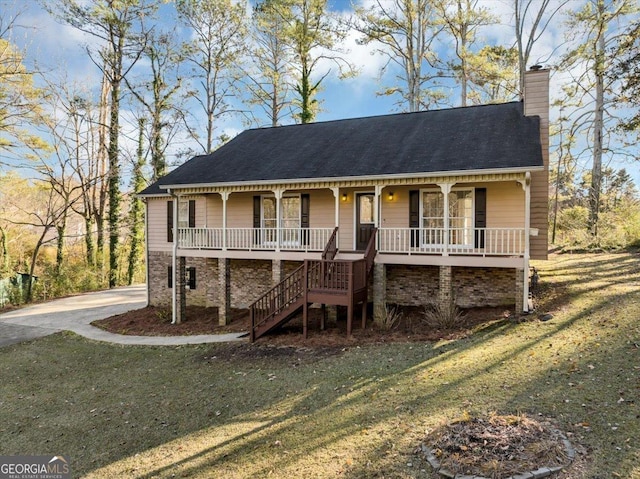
[0,285,245,347]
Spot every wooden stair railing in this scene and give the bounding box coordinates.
[249,228,378,342]
[363,227,377,274]
[322,226,338,260]
[250,264,305,342]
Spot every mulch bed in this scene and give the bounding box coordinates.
[91,304,514,347]
[422,412,573,478]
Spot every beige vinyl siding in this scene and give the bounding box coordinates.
[206,194,223,228]
[483,182,524,228]
[193,196,206,226]
[338,189,356,250]
[307,189,335,228]
[524,69,550,260]
[147,198,172,252]
[380,186,412,228]
[227,192,255,228]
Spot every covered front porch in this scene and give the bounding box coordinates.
[169,171,534,261]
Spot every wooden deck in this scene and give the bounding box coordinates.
[250,228,376,342]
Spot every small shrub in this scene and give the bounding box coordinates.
[155,307,171,323]
[374,302,403,331]
[422,296,465,330]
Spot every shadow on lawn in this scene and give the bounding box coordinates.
[70,253,639,478]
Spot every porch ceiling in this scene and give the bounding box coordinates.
[156,171,532,196]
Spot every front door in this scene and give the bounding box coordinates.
[355,193,375,251]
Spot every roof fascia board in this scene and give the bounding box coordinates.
[159,166,543,192]
[137,192,171,198]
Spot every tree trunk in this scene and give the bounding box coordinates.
[97,66,110,280]
[0,226,8,274]
[108,65,122,288]
[299,60,314,123]
[589,3,605,238]
[85,216,95,267]
[96,212,105,276]
[127,118,146,285]
[56,217,67,276]
[26,228,49,303]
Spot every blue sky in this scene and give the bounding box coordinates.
[2,0,639,187]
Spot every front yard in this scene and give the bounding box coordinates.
[1,252,639,478]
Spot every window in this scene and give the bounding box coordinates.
[422,191,444,244]
[253,194,310,246]
[420,188,474,246]
[261,196,277,244]
[358,194,374,224]
[261,195,301,245]
[167,266,196,289]
[186,267,196,289]
[179,199,195,228]
[448,190,473,246]
[281,196,301,245]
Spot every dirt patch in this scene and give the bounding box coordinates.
[422,412,573,478]
[92,304,515,347]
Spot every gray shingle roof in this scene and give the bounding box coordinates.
[140,101,542,195]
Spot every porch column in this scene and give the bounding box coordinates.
[515,267,525,313]
[437,183,452,256]
[176,256,186,324]
[218,258,231,325]
[273,188,283,252]
[518,172,531,312]
[221,191,229,250]
[438,265,453,310]
[272,260,285,285]
[374,185,382,228]
[372,263,386,325]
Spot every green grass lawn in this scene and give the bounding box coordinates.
[1,252,639,478]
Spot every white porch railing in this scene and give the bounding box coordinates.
[179,227,526,256]
[378,227,525,256]
[178,227,335,252]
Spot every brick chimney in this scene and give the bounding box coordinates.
[524,65,550,261]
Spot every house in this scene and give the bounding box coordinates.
[139,67,549,340]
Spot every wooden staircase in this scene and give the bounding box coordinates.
[250,228,377,342]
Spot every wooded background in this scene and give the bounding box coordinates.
[0,0,638,304]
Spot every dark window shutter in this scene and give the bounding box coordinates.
[187,267,196,289]
[409,190,419,247]
[301,193,310,245]
[475,188,486,248]
[168,265,173,288]
[167,200,174,243]
[253,196,261,245]
[188,200,196,228]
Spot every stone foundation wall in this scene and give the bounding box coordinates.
[185,257,218,307]
[147,252,218,308]
[452,267,515,308]
[148,251,172,307]
[384,264,517,308]
[386,264,439,306]
[386,264,440,306]
[230,259,272,308]
[147,253,520,313]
